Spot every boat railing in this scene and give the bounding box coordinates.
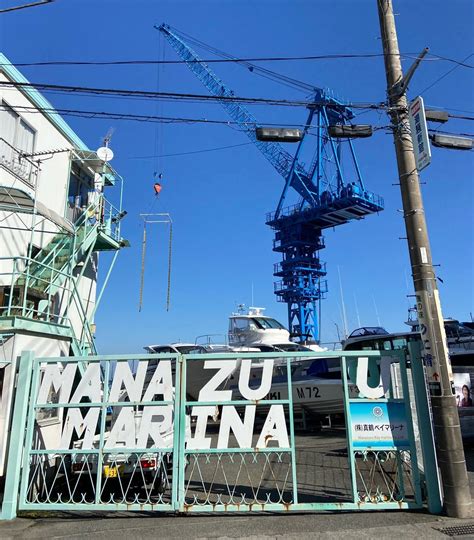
[195,333,228,346]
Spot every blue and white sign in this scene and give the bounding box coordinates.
[408,96,431,171]
[350,402,409,449]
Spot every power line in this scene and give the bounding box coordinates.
[420,53,474,95]
[0,103,312,126]
[0,0,54,13]
[446,113,474,121]
[4,52,472,68]
[0,79,318,107]
[6,77,473,126]
[428,53,474,69]
[425,104,474,116]
[0,80,386,110]
[126,142,254,159]
[2,103,392,130]
[428,128,474,138]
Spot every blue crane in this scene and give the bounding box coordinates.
[158,24,384,343]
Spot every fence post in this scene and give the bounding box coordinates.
[408,341,443,514]
[0,350,34,520]
[175,354,187,511]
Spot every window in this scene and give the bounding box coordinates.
[0,101,36,183]
[1,103,18,146]
[253,317,286,330]
[392,338,408,350]
[0,101,36,153]
[151,346,174,354]
[232,318,250,332]
[175,345,206,354]
[17,119,35,154]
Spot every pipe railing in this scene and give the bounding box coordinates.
[0,137,40,187]
[0,256,96,354]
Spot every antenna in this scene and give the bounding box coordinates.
[334,322,341,342]
[372,295,382,327]
[97,128,115,163]
[353,292,361,328]
[103,128,115,147]
[337,266,348,339]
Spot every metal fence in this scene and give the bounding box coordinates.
[1,348,440,518]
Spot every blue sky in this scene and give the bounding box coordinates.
[1,0,473,352]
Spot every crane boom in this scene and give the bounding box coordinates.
[157,24,317,203]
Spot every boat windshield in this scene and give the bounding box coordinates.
[253,317,286,330]
[174,345,206,354]
[275,343,311,352]
[445,323,474,339]
[347,327,389,338]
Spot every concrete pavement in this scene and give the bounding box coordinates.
[0,510,472,539]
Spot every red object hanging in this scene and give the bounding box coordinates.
[153,182,162,194]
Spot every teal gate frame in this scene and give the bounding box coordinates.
[1,348,441,519]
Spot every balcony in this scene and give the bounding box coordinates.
[0,137,39,188]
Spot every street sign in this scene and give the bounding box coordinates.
[408,96,431,171]
[415,290,453,395]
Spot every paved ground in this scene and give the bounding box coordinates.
[0,510,472,539]
[1,431,474,539]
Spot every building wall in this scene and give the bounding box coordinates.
[0,70,99,348]
[0,333,70,476]
[0,72,73,217]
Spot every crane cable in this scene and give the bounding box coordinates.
[165,25,317,94]
[166,222,172,312]
[138,221,147,312]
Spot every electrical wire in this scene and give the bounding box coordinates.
[446,114,474,121]
[127,141,254,159]
[428,53,474,69]
[4,52,472,68]
[2,103,394,131]
[0,0,54,13]
[428,128,474,138]
[0,80,386,110]
[420,53,474,95]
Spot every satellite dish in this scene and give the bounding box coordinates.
[96,146,114,162]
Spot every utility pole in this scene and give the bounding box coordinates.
[377,0,471,518]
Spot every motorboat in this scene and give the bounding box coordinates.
[144,307,348,418]
[343,308,474,368]
[342,310,474,439]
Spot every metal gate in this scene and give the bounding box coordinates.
[1,348,441,518]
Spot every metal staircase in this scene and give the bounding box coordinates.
[2,195,124,356]
[15,203,100,300]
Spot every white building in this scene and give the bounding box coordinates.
[0,53,127,476]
